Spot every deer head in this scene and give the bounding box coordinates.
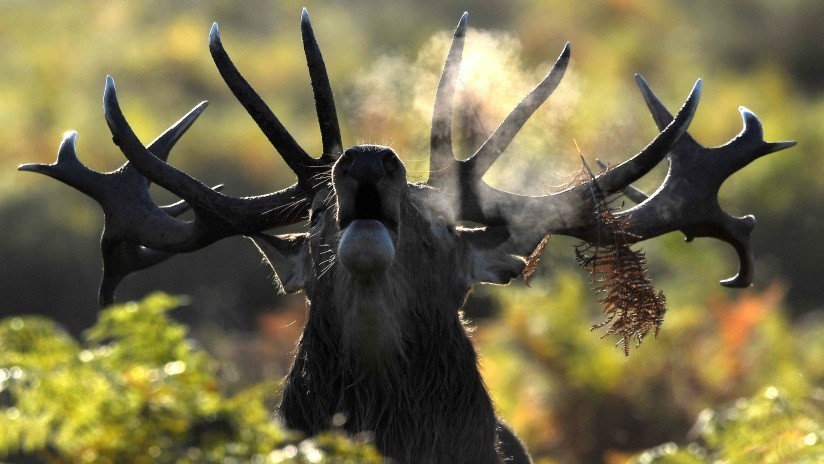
[19,9,794,463]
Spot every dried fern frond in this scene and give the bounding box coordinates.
[524,234,551,286]
[573,162,667,356]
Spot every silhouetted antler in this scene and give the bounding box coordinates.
[592,76,796,287]
[427,14,793,287]
[18,103,225,306]
[20,9,341,305]
[427,14,699,230]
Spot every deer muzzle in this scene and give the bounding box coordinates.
[333,146,406,281]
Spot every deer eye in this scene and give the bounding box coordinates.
[310,209,325,228]
[434,215,458,237]
[309,188,332,228]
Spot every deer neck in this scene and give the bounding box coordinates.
[282,288,499,463]
[334,272,411,370]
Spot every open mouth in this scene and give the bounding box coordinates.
[336,181,400,280]
[338,182,398,236]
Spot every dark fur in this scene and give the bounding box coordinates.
[279,198,508,462]
[266,146,530,463]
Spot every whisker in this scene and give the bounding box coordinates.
[309,169,333,182]
[264,196,310,215]
[318,255,337,280]
[409,200,424,217]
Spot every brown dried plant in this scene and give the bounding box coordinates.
[521,157,667,355]
[524,234,550,286]
[573,161,667,356]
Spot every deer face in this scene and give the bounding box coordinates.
[297,143,527,289]
[267,145,525,363]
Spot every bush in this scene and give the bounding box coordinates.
[633,387,824,463]
[0,294,381,464]
[2,288,822,463]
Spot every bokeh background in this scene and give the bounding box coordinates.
[1,1,822,463]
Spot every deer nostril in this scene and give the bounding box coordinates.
[382,151,398,175]
[338,151,354,174]
[337,146,403,183]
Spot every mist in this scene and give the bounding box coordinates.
[345,27,583,195]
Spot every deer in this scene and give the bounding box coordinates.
[19,9,795,464]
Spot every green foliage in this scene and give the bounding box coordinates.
[0,294,381,464]
[632,388,824,464]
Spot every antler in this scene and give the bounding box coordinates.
[429,14,794,286]
[19,9,341,305]
[208,8,343,178]
[592,76,797,287]
[18,104,224,306]
[428,14,698,228]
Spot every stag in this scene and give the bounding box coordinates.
[20,9,794,464]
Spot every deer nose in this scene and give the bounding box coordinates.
[339,147,399,184]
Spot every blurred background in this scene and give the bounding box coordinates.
[1,0,822,462]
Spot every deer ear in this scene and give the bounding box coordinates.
[248,233,309,294]
[462,227,526,285]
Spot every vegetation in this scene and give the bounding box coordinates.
[479,273,824,462]
[632,387,824,463]
[1,1,822,463]
[2,291,822,463]
[0,294,381,463]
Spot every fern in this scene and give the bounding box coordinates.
[574,162,667,355]
[524,234,550,286]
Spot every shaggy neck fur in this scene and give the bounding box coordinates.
[334,271,410,370]
[279,203,503,463]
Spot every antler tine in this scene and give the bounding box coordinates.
[124,101,210,190]
[100,243,173,307]
[429,12,468,187]
[104,77,232,219]
[99,237,175,308]
[634,75,675,132]
[590,79,701,195]
[147,101,209,164]
[738,108,797,153]
[209,23,322,188]
[19,131,106,201]
[160,184,225,217]
[595,159,648,204]
[301,8,343,158]
[466,42,571,180]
